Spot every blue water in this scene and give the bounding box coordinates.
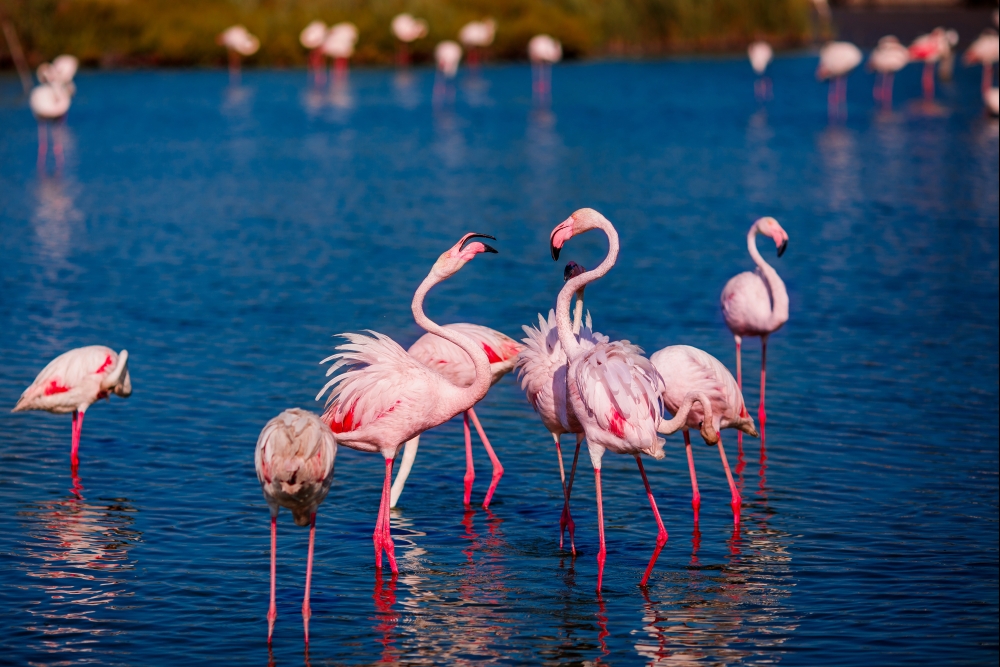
[0,56,997,666]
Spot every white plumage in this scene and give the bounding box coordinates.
[869,36,909,74]
[435,40,462,78]
[14,346,131,415]
[528,35,562,64]
[392,14,428,43]
[748,41,772,75]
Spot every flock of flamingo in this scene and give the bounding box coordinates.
[13,207,790,644]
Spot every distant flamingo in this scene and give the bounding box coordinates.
[649,345,758,525]
[217,25,260,84]
[721,217,789,448]
[964,29,999,114]
[868,36,909,109]
[13,346,132,470]
[316,233,499,574]
[817,41,862,120]
[323,22,358,79]
[30,59,76,171]
[549,209,670,591]
[255,408,336,645]
[434,41,462,103]
[909,28,951,100]
[517,261,607,553]
[747,41,773,101]
[528,35,562,101]
[300,21,328,85]
[392,13,428,66]
[459,19,495,67]
[389,323,523,509]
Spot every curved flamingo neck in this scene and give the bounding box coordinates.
[747,224,789,330]
[572,287,585,335]
[411,272,491,407]
[556,220,619,357]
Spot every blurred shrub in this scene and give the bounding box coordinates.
[1,0,813,67]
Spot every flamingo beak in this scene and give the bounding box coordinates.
[460,233,498,254]
[777,239,788,257]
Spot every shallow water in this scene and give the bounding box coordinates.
[0,57,997,666]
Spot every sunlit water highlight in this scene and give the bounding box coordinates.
[0,57,997,665]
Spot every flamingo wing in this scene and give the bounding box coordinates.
[409,322,523,387]
[650,345,746,430]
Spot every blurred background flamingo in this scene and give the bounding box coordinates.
[528,35,562,103]
[747,41,772,101]
[817,41,862,120]
[30,55,77,171]
[13,346,132,471]
[392,13,428,66]
[868,36,909,109]
[459,19,495,67]
[434,40,462,104]
[217,25,259,84]
[909,28,952,100]
[255,409,336,646]
[323,22,358,79]
[964,28,999,114]
[299,21,328,85]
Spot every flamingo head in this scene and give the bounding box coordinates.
[563,261,586,281]
[101,350,133,398]
[432,233,498,278]
[549,208,610,260]
[755,216,789,257]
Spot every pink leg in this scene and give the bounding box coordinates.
[375,458,398,574]
[303,513,317,644]
[635,456,668,587]
[828,80,836,118]
[37,123,47,172]
[717,436,742,525]
[759,337,768,444]
[885,73,894,109]
[923,62,934,100]
[468,407,503,509]
[462,412,475,506]
[562,435,582,555]
[71,410,83,470]
[267,515,277,644]
[684,431,701,521]
[554,435,568,549]
[735,337,743,453]
[594,468,606,592]
[53,121,64,172]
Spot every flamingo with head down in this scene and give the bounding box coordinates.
[528,35,562,101]
[868,36,910,109]
[217,25,260,83]
[316,233,499,574]
[817,41,862,120]
[13,346,132,470]
[747,41,773,101]
[389,322,523,509]
[392,13,428,66]
[909,28,952,100]
[300,21,328,85]
[549,209,703,591]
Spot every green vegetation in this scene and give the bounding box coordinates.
[1,0,815,68]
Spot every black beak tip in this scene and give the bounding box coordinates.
[482,244,498,254]
[551,245,561,261]
[777,240,788,257]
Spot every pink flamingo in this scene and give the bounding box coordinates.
[316,233,498,574]
[817,41,862,120]
[255,408,336,645]
[13,346,132,470]
[434,40,462,104]
[549,209,669,591]
[964,29,999,110]
[217,25,260,85]
[909,28,951,100]
[322,22,358,80]
[868,36,910,109]
[517,261,607,553]
[389,322,523,509]
[747,41,773,101]
[392,13,428,66]
[720,217,789,448]
[528,35,562,101]
[300,21,329,85]
[458,19,495,68]
[649,345,758,525]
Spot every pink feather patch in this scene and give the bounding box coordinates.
[608,409,626,438]
[482,344,503,364]
[44,380,70,396]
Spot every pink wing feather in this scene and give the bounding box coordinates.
[408,323,523,387]
[650,345,747,431]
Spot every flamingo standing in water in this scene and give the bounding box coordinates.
[549,209,670,591]
[434,41,462,103]
[389,323,523,509]
[217,25,260,84]
[459,19,495,67]
[392,13,428,66]
[747,41,773,101]
[721,217,789,448]
[964,29,1000,115]
[13,346,132,470]
[817,41,862,120]
[323,23,358,79]
[528,35,562,101]
[868,36,910,109]
[649,345,758,525]
[30,58,77,171]
[909,28,951,100]
[300,21,328,85]
[517,261,607,553]
[255,409,336,645]
[316,233,499,574]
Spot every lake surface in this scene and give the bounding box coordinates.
[0,56,997,666]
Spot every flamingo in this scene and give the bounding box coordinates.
[964,29,999,114]
[300,21,328,85]
[720,217,789,449]
[12,346,132,470]
[389,323,523,509]
[322,22,358,79]
[316,233,499,574]
[528,35,562,101]
[516,261,607,553]
[255,408,336,645]
[868,36,909,109]
[459,19,495,67]
[392,13,428,66]
[649,345,758,525]
[817,41,862,120]
[909,28,951,100]
[747,41,773,101]
[217,25,260,84]
[30,60,76,171]
[434,41,462,103]
[549,209,670,591]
